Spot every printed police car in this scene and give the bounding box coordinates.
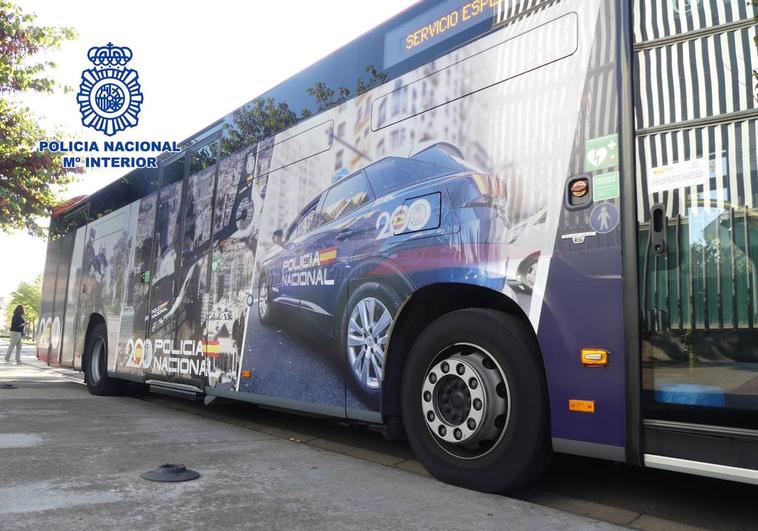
[257,143,514,399]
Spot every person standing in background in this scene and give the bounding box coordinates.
[4,305,25,364]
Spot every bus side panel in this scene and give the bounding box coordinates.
[211,0,617,430]
[205,150,263,390]
[36,238,59,363]
[114,195,156,379]
[533,0,627,455]
[72,205,134,370]
[234,125,351,410]
[340,0,606,418]
[48,232,76,366]
[60,226,86,367]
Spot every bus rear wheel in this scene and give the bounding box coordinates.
[400,309,550,492]
[84,323,126,396]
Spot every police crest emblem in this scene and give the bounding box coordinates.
[77,43,143,136]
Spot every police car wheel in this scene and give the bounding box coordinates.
[342,282,402,399]
[258,278,276,326]
[401,309,550,493]
[84,323,126,396]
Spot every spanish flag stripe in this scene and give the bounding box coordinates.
[202,340,220,354]
[319,247,337,263]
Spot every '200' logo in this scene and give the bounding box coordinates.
[375,198,433,240]
[125,338,153,369]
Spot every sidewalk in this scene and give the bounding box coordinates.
[0,358,619,530]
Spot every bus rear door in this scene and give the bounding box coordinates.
[634,0,758,475]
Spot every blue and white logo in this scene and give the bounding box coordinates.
[77,43,143,136]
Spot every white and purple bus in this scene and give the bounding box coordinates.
[37,0,758,491]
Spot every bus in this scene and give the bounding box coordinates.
[36,0,758,492]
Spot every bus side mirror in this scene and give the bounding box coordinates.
[272,230,284,246]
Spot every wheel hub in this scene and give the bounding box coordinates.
[422,357,486,444]
[437,375,471,425]
[421,346,510,457]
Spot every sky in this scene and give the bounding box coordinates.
[0,0,418,302]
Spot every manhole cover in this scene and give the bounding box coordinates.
[141,463,200,482]
[0,384,17,390]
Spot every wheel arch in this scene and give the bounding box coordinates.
[332,256,415,336]
[381,283,549,437]
[517,251,541,277]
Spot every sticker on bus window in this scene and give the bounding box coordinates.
[648,158,709,194]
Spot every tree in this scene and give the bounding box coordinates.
[221,97,299,157]
[222,65,389,157]
[4,275,41,334]
[0,1,78,237]
[306,65,388,112]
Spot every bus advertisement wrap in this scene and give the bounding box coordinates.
[33,0,758,493]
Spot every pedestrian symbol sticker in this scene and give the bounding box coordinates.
[590,202,619,234]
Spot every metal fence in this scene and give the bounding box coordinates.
[640,207,758,332]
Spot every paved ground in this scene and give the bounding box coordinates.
[0,349,616,530]
[3,343,757,530]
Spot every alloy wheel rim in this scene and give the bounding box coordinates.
[347,297,391,390]
[421,343,510,459]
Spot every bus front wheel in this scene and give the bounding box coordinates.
[84,323,126,396]
[400,309,551,492]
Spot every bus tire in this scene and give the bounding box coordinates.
[342,281,401,405]
[84,323,126,396]
[400,309,550,492]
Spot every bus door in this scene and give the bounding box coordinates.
[52,205,88,366]
[37,206,88,365]
[634,1,758,459]
[174,140,219,390]
[206,148,259,392]
[37,236,59,363]
[145,154,186,385]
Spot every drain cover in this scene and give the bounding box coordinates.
[141,463,200,482]
[0,384,16,390]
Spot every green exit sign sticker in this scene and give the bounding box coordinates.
[592,171,620,201]
[586,134,619,172]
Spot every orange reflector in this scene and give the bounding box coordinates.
[241,370,251,378]
[570,179,589,197]
[569,399,596,413]
[581,348,609,366]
